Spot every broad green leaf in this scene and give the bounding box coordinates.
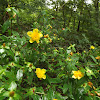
[16,69,23,81]
[49,78,62,84]
[0,35,8,41]
[14,56,19,63]
[47,88,54,100]
[11,7,19,15]
[0,49,5,54]
[5,8,11,12]
[36,87,44,94]
[9,97,14,100]
[90,55,98,64]
[8,81,17,91]
[3,91,9,97]
[6,49,14,59]
[63,83,68,94]
[0,88,4,93]
[2,20,11,33]
[32,94,40,100]
[83,96,93,100]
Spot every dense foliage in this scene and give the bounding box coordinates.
[0,0,100,100]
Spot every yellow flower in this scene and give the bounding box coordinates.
[50,25,52,29]
[35,68,46,79]
[49,38,52,42]
[48,24,52,29]
[95,91,100,97]
[70,52,73,56]
[54,34,56,36]
[83,50,86,53]
[3,43,5,47]
[72,70,84,80]
[53,99,58,100]
[90,45,95,49]
[27,29,43,43]
[44,34,49,38]
[95,56,100,60]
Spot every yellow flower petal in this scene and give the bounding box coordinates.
[42,69,46,73]
[35,68,40,72]
[27,31,33,37]
[53,99,58,100]
[33,29,38,33]
[39,33,43,38]
[77,76,82,80]
[72,71,76,74]
[29,38,34,43]
[72,75,77,79]
[43,75,46,79]
[36,40,39,43]
[95,56,100,60]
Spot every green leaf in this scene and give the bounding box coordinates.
[36,87,44,94]
[49,78,62,84]
[8,29,12,36]
[11,7,19,15]
[2,20,11,33]
[0,35,8,41]
[83,96,93,100]
[3,91,9,97]
[5,8,11,12]
[6,49,14,59]
[68,83,72,94]
[32,94,40,100]
[0,69,6,79]
[14,56,19,63]
[47,88,53,100]
[0,49,5,54]
[9,97,14,100]
[90,55,98,64]
[16,69,23,81]
[0,87,4,93]
[63,83,68,94]
[8,81,17,91]
[72,47,76,52]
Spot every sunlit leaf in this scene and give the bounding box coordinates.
[8,81,17,91]
[16,69,23,81]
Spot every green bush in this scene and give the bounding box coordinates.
[0,27,100,100]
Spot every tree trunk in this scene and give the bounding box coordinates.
[77,20,80,32]
[94,0,99,25]
[62,1,66,28]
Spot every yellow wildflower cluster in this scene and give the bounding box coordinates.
[35,68,46,79]
[27,29,43,43]
[72,70,84,80]
[53,99,58,100]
